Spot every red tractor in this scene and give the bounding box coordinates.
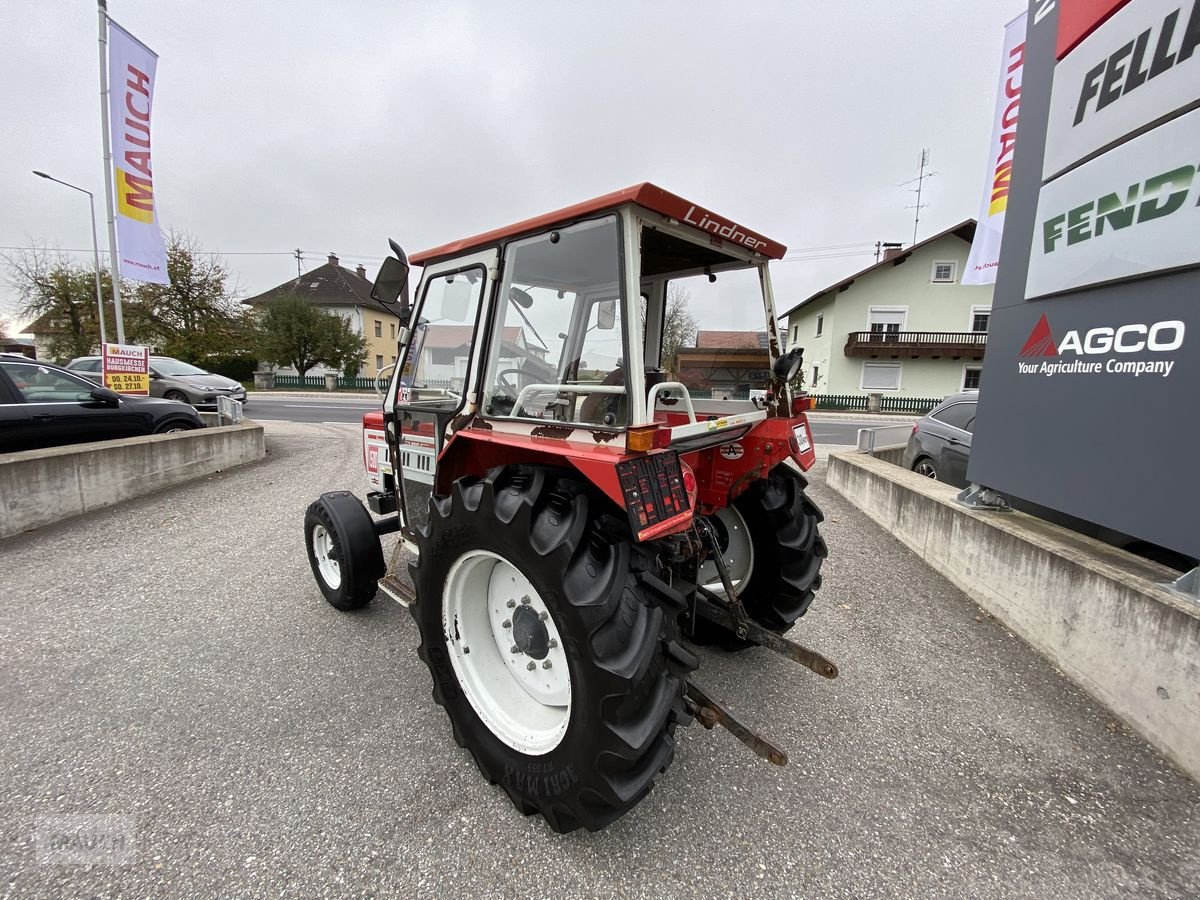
[304,184,834,832]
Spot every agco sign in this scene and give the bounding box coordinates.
[1017,313,1184,378]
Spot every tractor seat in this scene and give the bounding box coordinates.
[577,367,665,426]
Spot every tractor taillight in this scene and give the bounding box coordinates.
[682,468,697,494]
[627,424,668,453]
[791,395,817,415]
[616,451,692,540]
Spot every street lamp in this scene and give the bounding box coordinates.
[32,170,108,347]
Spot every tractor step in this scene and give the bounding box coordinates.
[685,681,788,766]
[695,588,839,679]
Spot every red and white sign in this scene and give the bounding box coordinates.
[102,343,150,395]
[108,20,170,285]
[963,12,1028,285]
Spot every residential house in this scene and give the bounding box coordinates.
[779,220,992,399]
[675,330,770,399]
[243,253,401,376]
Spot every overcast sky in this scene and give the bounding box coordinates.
[0,0,1023,334]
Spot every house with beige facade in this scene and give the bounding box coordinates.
[244,253,401,377]
[779,220,992,400]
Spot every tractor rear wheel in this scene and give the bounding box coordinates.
[410,466,693,833]
[695,464,827,645]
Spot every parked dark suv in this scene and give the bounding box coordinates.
[0,356,203,453]
[902,391,978,487]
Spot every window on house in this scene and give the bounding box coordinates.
[971,308,991,332]
[867,308,905,342]
[390,322,396,340]
[861,362,901,391]
[375,354,384,371]
[373,320,383,338]
[811,365,819,389]
[791,324,798,344]
[931,261,957,283]
[815,314,823,336]
[962,366,983,390]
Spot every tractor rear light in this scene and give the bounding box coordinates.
[627,424,664,453]
[682,467,697,494]
[791,395,817,415]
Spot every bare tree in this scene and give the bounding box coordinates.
[660,283,698,378]
[4,247,117,360]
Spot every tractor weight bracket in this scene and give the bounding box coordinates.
[685,681,788,767]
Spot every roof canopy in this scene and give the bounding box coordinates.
[410,183,787,266]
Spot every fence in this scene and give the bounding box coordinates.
[810,394,943,414]
[270,374,379,391]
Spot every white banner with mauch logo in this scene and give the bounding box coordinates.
[108,20,170,285]
[963,12,1028,285]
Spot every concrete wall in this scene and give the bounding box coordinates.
[0,422,265,540]
[826,449,1200,782]
[785,235,992,397]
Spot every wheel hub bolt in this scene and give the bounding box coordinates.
[538,611,548,622]
[521,596,531,605]
[510,645,520,654]
[526,661,536,671]
[548,638,558,649]
[542,660,552,669]
[506,599,516,609]
[502,619,511,629]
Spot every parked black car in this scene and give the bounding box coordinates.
[0,355,204,454]
[902,391,978,487]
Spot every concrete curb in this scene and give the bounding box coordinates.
[0,422,266,540]
[826,448,1200,783]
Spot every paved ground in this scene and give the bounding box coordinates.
[1,421,1196,898]
[243,393,893,445]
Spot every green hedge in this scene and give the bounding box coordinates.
[202,353,258,382]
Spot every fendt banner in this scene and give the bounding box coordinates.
[968,0,1200,561]
[107,20,170,285]
[963,12,1028,285]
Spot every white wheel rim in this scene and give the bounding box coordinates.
[443,550,571,755]
[699,506,755,596]
[312,524,342,589]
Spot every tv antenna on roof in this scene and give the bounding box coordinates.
[899,148,938,245]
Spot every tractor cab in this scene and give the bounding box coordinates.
[370,184,814,539]
[309,185,832,835]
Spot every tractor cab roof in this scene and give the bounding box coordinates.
[410,183,787,266]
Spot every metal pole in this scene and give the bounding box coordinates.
[87,190,108,347]
[32,172,107,347]
[98,0,125,344]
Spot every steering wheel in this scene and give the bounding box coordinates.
[495,368,530,397]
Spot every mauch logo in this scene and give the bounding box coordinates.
[1017,313,1184,377]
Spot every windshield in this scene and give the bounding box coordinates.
[152,359,209,376]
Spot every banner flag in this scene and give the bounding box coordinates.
[107,20,170,285]
[963,12,1028,285]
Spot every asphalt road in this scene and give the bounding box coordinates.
[1,420,1196,897]
[243,394,890,445]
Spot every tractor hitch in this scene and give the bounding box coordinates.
[695,589,839,679]
[693,518,839,680]
[685,681,788,767]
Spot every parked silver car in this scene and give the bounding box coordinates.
[66,356,247,409]
[901,391,977,487]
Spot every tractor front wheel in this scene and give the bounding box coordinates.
[410,466,692,833]
[695,464,827,645]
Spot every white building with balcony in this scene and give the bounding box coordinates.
[779,220,993,399]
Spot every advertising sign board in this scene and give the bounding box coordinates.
[967,0,1200,561]
[102,343,150,395]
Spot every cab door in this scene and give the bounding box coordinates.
[386,249,496,533]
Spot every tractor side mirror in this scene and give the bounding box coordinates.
[509,287,534,309]
[372,242,411,321]
[596,298,616,330]
[773,347,804,382]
